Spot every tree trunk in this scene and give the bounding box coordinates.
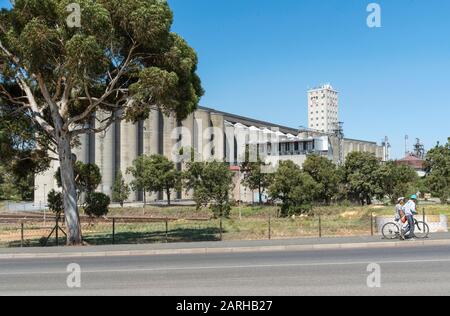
[57,134,82,245]
[166,188,171,206]
[258,185,262,205]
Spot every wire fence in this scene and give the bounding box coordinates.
[1,207,448,248]
[0,212,383,248]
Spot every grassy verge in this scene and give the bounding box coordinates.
[1,203,449,248]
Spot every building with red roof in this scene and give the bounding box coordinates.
[396,153,426,177]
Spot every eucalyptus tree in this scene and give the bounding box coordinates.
[0,0,203,244]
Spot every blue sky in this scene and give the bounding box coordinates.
[2,0,449,158]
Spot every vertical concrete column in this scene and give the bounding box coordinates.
[34,153,60,206]
[195,109,211,161]
[142,108,160,202]
[162,114,176,160]
[95,111,115,198]
[72,132,89,163]
[210,113,225,161]
[143,108,160,156]
[120,119,139,202]
[181,114,195,200]
[162,114,176,202]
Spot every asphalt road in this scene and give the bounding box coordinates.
[1,244,450,296]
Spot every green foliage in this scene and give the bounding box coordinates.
[75,162,102,194]
[112,171,130,207]
[55,161,101,195]
[303,154,339,204]
[128,154,180,205]
[47,189,63,215]
[268,160,319,217]
[0,165,19,200]
[341,152,381,205]
[424,139,450,203]
[84,192,110,218]
[375,161,419,203]
[127,155,151,194]
[1,0,203,122]
[1,0,203,242]
[184,161,234,218]
[0,105,51,200]
[241,153,272,204]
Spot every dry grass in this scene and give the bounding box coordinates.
[1,203,449,247]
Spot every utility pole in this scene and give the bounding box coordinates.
[382,136,391,161]
[333,122,344,165]
[405,135,409,156]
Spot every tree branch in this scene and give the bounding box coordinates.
[15,74,56,139]
[70,110,123,137]
[59,76,73,119]
[63,44,137,130]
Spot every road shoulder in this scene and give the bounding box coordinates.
[0,234,449,259]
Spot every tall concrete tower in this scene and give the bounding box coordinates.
[307,84,339,133]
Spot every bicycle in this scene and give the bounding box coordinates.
[381,217,430,240]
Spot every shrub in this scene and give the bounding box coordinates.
[84,192,110,218]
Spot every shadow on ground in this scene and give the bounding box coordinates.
[84,227,222,245]
[4,227,222,247]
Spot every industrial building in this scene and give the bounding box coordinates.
[34,88,386,205]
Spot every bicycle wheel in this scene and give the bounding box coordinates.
[414,221,430,239]
[382,222,400,239]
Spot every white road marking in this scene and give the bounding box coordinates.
[1,257,450,276]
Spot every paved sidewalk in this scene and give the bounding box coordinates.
[0,233,449,259]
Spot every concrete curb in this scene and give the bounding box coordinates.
[0,238,449,260]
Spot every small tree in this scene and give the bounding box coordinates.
[341,152,381,205]
[424,139,450,204]
[0,164,19,200]
[130,155,180,206]
[375,161,418,203]
[303,154,339,204]
[47,189,63,216]
[55,161,102,200]
[84,192,110,218]
[1,104,51,200]
[112,171,130,207]
[241,151,272,204]
[268,160,319,217]
[127,155,151,205]
[184,161,234,218]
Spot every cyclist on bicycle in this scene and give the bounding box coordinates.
[395,197,405,222]
[403,194,418,239]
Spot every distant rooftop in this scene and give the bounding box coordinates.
[396,153,425,170]
[308,84,338,92]
[199,106,379,146]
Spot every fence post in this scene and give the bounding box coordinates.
[318,214,322,238]
[220,217,223,241]
[268,213,271,240]
[112,218,115,245]
[165,219,168,243]
[21,222,24,248]
[371,212,374,236]
[55,216,59,246]
[423,207,426,226]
